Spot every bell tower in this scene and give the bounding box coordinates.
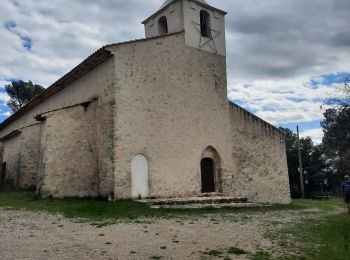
[142,0,227,56]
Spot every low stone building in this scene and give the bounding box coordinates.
[0,0,290,204]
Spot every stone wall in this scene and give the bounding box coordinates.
[17,124,41,189]
[38,103,98,198]
[0,58,116,197]
[0,32,291,203]
[230,103,291,204]
[110,32,236,199]
[0,135,20,190]
[0,123,41,190]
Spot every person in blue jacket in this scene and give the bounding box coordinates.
[340,175,350,214]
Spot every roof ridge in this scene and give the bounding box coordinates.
[103,30,184,49]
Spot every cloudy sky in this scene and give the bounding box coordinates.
[0,0,349,143]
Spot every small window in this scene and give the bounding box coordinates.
[200,10,211,38]
[158,16,168,35]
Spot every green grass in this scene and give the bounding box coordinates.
[291,198,344,212]
[1,193,349,259]
[248,250,272,260]
[227,246,246,255]
[0,192,344,222]
[0,191,304,221]
[0,192,160,221]
[204,249,223,256]
[274,199,350,260]
[288,211,350,260]
[150,256,162,260]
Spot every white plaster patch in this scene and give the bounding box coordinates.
[131,154,149,198]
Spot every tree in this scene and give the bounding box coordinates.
[321,106,350,180]
[5,80,45,112]
[325,78,350,107]
[321,78,350,189]
[281,128,300,197]
[281,128,333,197]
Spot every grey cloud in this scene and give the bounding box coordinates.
[2,0,349,84]
[0,0,349,138]
[219,0,350,80]
[331,32,350,47]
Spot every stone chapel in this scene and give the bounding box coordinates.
[0,0,291,204]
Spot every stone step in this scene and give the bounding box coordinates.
[139,196,249,206]
[150,202,262,209]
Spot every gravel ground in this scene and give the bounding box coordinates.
[0,207,317,260]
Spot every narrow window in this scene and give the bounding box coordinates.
[200,10,211,37]
[158,16,168,35]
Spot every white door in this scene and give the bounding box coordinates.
[131,155,149,198]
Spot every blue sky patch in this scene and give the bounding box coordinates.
[21,36,32,50]
[287,97,306,102]
[4,21,16,31]
[279,120,322,132]
[310,72,350,88]
[0,88,11,122]
[2,78,20,84]
[4,21,32,50]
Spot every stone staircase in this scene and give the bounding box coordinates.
[138,196,260,209]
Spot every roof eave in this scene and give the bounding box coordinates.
[0,47,112,132]
[0,32,186,132]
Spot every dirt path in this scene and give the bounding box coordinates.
[0,208,318,260]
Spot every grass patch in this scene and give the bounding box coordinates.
[288,212,350,260]
[227,246,246,255]
[0,192,305,222]
[0,192,162,221]
[204,249,223,256]
[268,199,349,260]
[248,250,271,260]
[1,193,348,259]
[291,199,344,212]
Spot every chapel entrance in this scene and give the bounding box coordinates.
[201,158,215,193]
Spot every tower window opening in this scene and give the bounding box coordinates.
[158,16,168,35]
[200,10,211,38]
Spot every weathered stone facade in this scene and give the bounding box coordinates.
[0,57,116,197]
[111,33,234,199]
[0,0,291,204]
[230,103,290,204]
[38,102,98,198]
[0,123,41,190]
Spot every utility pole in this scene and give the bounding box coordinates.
[297,125,305,199]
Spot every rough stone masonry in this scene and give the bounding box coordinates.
[0,0,290,204]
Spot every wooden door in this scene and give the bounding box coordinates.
[201,158,215,193]
[0,162,6,189]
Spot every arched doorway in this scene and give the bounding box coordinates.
[201,158,215,193]
[158,16,168,35]
[131,155,149,198]
[200,146,222,193]
[0,162,6,189]
[200,10,211,37]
